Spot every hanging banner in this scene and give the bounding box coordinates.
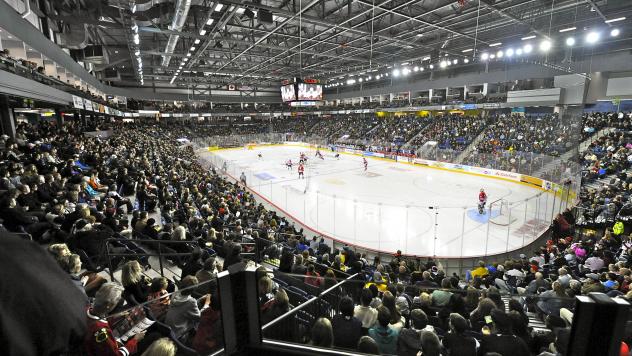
[72,95,84,109]
[84,99,93,112]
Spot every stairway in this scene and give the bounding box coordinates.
[500,295,550,332]
[454,129,490,164]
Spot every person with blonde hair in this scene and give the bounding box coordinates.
[121,260,151,303]
[141,337,176,356]
[311,317,334,347]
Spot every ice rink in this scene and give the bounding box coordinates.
[201,144,560,258]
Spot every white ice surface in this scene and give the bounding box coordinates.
[203,145,557,258]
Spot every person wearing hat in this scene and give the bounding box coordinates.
[581,273,606,294]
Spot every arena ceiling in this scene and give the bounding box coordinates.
[42,0,632,90]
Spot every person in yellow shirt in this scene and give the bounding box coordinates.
[470,260,489,280]
[365,271,389,293]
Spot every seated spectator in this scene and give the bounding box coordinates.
[354,288,378,331]
[471,260,489,279]
[310,318,333,348]
[304,264,323,288]
[398,309,435,356]
[165,275,210,340]
[140,338,176,356]
[431,278,453,307]
[365,271,388,293]
[85,283,145,355]
[368,306,399,355]
[479,309,530,356]
[147,277,171,320]
[291,254,307,274]
[192,292,223,355]
[195,256,219,296]
[470,298,498,331]
[420,330,442,356]
[332,296,363,349]
[121,260,151,303]
[381,291,405,332]
[357,335,380,355]
[537,281,569,317]
[442,313,477,356]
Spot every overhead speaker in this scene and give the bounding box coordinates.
[258,9,273,24]
[243,8,255,19]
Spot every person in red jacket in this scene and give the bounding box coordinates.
[84,283,144,356]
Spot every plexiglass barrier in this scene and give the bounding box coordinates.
[196,143,578,259]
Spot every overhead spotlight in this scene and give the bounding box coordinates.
[206,18,214,26]
[358,78,363,82]
[490,54,496,59]
[586,31,600,44]
[539,40,552,52]
[419,66,424,71]
[506,48,514,57]
[523,44,533,53]
[440,60,447,68]
[516,48,523,55]
[429,64,434,69]
[199,29,207,36]
[402,68,410,76]
[496,50,503,58]
[453,59,458,65]
[367,75,372,80]
[194,39,201,44]
[133,34,140,44]
[187,53,192,57]
[611,28,620,37]
[463,58,469,63]
[413,66,419,72]
[566,37,576,46]
[481,52,489,60]
[214,4,224,11]
[183,57,189,61]
[346,79,356,85]
[190,46,196,51]
[134,50,140,56]
[392,69,400,77]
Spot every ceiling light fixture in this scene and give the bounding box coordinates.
[462,48,473,53]
[505,48,514,57]
[521,35,536,40]
[516,48,523,55]
[539,40,552,52]
[559,27,576,33]
[392,69,400,77]
[463,58,469,63]
[605,17,626,23]
[194,39,200,44]
[489,42,502,47]
[496,50,504,58]
[481,52,489,60]
[611,28,620,37]
[402,68,410,76]
[215,4,224,11]
[523,44,533,53]
[199,29,207,36]
[440,60,447,68]
[206,18,214,25]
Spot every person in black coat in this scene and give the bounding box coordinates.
[478,309,530,356]
[332,296,362,349]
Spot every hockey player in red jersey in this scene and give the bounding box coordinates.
[298,163,305,179]
[478,188,487,214]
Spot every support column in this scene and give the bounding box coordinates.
[0,95,16,138]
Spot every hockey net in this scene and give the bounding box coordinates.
[488,199,517,226]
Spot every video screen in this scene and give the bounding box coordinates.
[297,83,322,101]
[280,84,296,102]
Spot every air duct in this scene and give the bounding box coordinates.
[161,0,192,67]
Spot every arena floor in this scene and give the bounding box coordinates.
[200,145,559,258]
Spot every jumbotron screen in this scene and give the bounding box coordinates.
[280,84,296,102]
[297,83,322,101]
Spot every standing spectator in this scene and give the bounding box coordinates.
[368,306,399,355]
[332,296,362,349]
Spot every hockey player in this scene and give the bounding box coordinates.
[478,188,487,214]
[316,150,324,160]
[257,152,263,160]
[286,159,293,170]
[298,163,305,179]
[363,157,368,171]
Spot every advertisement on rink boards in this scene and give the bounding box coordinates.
[412,158,523,182]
